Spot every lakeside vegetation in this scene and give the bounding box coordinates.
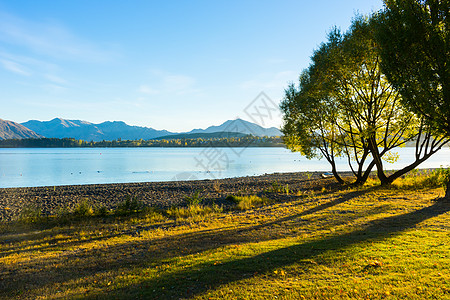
[0,170,449,299]
[0,135,284,148]
[281,1,449,189]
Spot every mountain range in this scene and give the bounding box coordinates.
[0,118,282,141]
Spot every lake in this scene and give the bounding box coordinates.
[0,147,449,188]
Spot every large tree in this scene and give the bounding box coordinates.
[374,0,449,194]
[281,17,448,185]
[375,0,449,136]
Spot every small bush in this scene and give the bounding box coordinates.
[115,196,146,215]
[210,200,223,213]
[19,206,43,223]
[392,168,450,189]
[142,207,166,222]
[364,177,380,187]
[229,195,272,210]
[284,184,290,195]
[95,205,109,217]
[271,181,282,193]
[185,191,203,206]
[73,200,94,217]
[266,181,290,195]
[425,167,450,188]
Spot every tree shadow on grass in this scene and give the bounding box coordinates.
[0,187,377,298]
[1,187,446,299]
[0,187,365,260]
[100,198,450,299]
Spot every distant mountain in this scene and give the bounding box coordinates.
[22,118,173,142]
[0,119,42,140]
[18,117,282,141]
[95,121,173,141]
[188,118,282,137]
[22,118,103,141]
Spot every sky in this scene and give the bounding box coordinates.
[0,0,383,132]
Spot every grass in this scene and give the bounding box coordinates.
[266,180,291,195]
[0,171,449,299]
[227,195,273,210]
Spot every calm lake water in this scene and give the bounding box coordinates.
[0,147,449,188]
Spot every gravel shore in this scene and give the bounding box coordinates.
[0,172,345,221]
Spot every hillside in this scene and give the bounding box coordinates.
[0,119,42,140]
[189,118,282,137]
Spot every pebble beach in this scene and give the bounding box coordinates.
[0,172,345,221]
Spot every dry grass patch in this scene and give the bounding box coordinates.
[0,172,449,299]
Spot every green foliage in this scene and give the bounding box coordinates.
[73,199,94,217]
[284,184,290,195]
[184,191,203,206]
[281,14,447,186]
[18,206,43,223]
[0,136,284,148]
[426,168,450,188]
[271,181,282,193]
[116,196,146,215]
[375,0,450,137]
[95,205,109,217]
[165,191,224,222]
[267,181,290,195]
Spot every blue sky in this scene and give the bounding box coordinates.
[0,0,383,132]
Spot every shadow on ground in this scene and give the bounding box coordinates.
[0,187,448,299]
[101,196,449,299]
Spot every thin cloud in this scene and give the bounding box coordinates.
[43,83,67,93]
[0,51,68,87]
[44,74,67,84]
[0,58,31,76]
[139,85,159,95]
[0,11,117,62]
[0,50,58,71]
[139,71,201,96]
[163,74,196,93]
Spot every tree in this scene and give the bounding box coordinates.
[374,0,450,195]
[282,75,347,184]
[281,17,448,185]
[375,0,449,136]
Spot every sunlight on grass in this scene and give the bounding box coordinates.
[167,203,223,222]
[0,172,449,299]
[227,195,273,210]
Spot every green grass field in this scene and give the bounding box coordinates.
[0,173,449,299]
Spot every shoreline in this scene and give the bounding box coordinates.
[0,171,346,222]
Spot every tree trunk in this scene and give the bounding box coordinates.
[384,150,437,184]
[353,159,376,186]
[331,164,344,184]
[368,137,389,185]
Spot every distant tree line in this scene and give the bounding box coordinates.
[0,136,284,148]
